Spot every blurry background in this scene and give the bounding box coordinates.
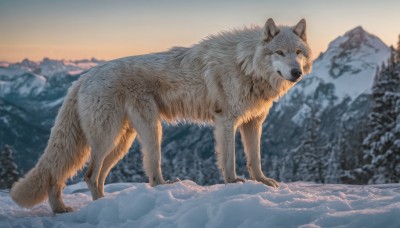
[0,0,399,189]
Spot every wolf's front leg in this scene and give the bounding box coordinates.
[214,119,244,183]
[239,115,279,188]
[138,120,166,186]
[127,103,166,187]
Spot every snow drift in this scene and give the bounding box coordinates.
[1,181,399,227]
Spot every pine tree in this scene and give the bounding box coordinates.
[397,34,400,62]
[280,106,328,183]
[298,108,320,182]
[390,46,396,66]
[280,146,303,182]
[336,105,371,184]
[325,148,339,183]
[362,55,400,184]
[299,107,327,183]
[0,145,20,189]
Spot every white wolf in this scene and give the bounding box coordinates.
[11,18,312,213]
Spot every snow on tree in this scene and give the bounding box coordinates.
[0,145,20,189]
[362,55,400,184]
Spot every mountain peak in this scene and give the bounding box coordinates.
[345,26,365,36]
[326,25,388,55]
[20,58,39,69]
[309,25,391,101]
[339,26,378,51]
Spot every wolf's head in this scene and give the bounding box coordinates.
[252,18,312,83]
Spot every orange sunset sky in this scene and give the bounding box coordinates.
[0,0,399,62]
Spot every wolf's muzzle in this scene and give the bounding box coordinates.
[290,68,302,82]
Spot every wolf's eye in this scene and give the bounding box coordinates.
[296,49,302,55]
[275,50,284,56]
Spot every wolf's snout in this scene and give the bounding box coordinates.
[290,68,302,81]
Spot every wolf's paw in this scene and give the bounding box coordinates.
[227,177,246,184]
[233,177,246,183]
[151,178,180,187]
[257,177,279,188]
[54,206,74,214]
[166,178,181,184]
[65,206,74,212]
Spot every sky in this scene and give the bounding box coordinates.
[0,0,399,62]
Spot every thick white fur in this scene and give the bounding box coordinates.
[11,18,312,213]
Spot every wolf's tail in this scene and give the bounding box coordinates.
[11,82,89,208]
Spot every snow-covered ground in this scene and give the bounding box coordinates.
[1,181,400,227]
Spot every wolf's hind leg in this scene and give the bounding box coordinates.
[83,117,123,200]
[239,115,279,188]
[48,183,73,213]
[84,143,114,200]
[97,125,137,196]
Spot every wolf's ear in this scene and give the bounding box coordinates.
[293,19,307,41]
[263,18,280,42]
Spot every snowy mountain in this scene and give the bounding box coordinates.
[0,58,104,169]
[0,27,392,185]
[0,73,46,97]
[317,26,390,98]
[0,58,101,79]
[1,181,400,227]
[0,57,103,99]
[259,26,391,184]
[284,26,390,108]
[269,26,390,144]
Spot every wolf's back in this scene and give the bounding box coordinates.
[11,81,89,208]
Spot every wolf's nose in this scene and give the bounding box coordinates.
[291,68,302,79]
